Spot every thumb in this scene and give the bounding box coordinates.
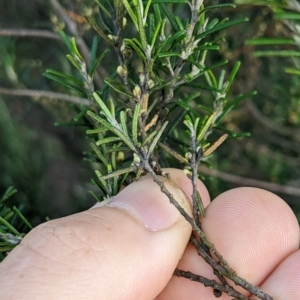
[0,168,210,300]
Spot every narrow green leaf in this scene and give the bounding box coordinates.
[195,45,220,51]
[160,3,179,31]
[3,211,14,222]
[275,12,300,20]
[153,4,162,23]
[144,0,152,24]
[90,178,107,198]
[155,30,186,58]
[204,70,218,89]
[108,98,115,117]
[142,130,157,146]
[90,49,109,76]
[194,117,200,131]
[150,19,164,50]
[157,52,181,58]
[96,136,122,146]
[134,0,148,49]
[90,36,99,73]
[196,17,248,40]
[111,145,119,171]
[253,50,300,57]
[132,103,141,143]
[71,37,83,61]
[124,38,146,61]
[95,0,112,18]
[235,0,284,8]
[218,70,226,90]
[95,170,110,191]
[147,121,169,156]
[175,16,184,30]
[89,190,104,202]
[98,166,137,180]
[149,0,187,2]
[43,73,86,97]
[86,127,108,134]
[104,78,134,97]
[148,13,155,44]
[1,187,17,203]
[92,92,115,122]
[177,99,190,110]
[285,68,300,76]
[106,146,129,153]
[0,217,20,235]
[224,61,241,93]
[74,106,88,121]
[12,206,33,230]
[90,142,109,165]
[199,4,236,15]
[197,113,216,141]
[120,110,129,136]
[87,111,136,152]
[186,59,204,71]
[66,54,82,70]
[246,38,295,45]
[85,16,114,46]
[58,30,73,53]
[204,59,228,72]
[45,69,84,85]
[216,91,257,124]
[183,82,221,92]
[206,18,219,30]
[183,116,193,131]
[123,0,139,29]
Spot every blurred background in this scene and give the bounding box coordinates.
[0,0,299,227]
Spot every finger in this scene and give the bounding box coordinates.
[251,249,300,299]
[157,187,300,299]
[0,168,210,300]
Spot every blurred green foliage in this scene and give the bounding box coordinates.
[0,0,299,235]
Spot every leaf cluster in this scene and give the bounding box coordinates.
[237,0,300,76]
[45,1,252,200]
[0,187,32,261]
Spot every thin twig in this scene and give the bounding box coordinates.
[0,29,60,40]
[189,236,273,300]
[49,0,108,87]
[144,159,273,299]
[198,165,300,198]
[246,99,300,141]
[0,87,89,105]
[174,269,249,300]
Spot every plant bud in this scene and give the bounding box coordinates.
[122,17,127,28]
[183,168,192,176]
[108,34,118,43]
[116,151,125,162]
[185,152,192,161]
[133,85,141,98]
[116,65,128,77]
[139,73,145,84]
[147,79,155,89]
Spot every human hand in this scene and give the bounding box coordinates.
[0,168,299,299]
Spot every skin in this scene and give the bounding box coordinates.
[0,168,299,300]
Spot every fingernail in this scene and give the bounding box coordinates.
[104,176,191,231]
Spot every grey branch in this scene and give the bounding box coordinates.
[246,99,300,141]
[49,0,108,87]
[0,29,60,40]
[198,165,300,199]
[0,87,89,105]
